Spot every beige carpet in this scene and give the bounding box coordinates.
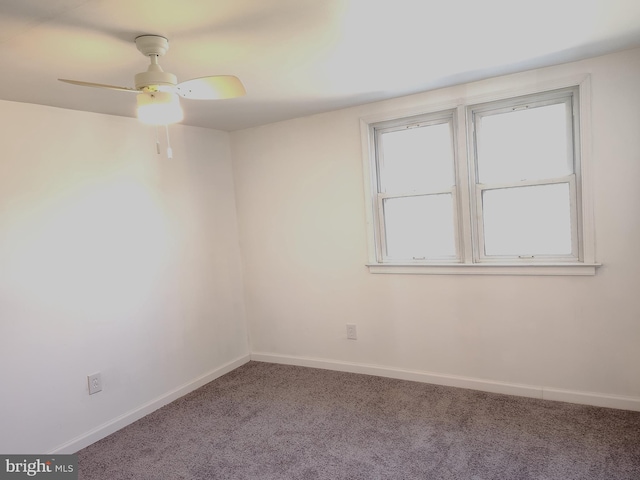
[78,361,640,479]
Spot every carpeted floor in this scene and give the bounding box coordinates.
[77,361,640,479]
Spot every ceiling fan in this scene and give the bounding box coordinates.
[59,35,246,125]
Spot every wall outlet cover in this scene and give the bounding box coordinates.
[346,324,357,340]
[88,373,102,395]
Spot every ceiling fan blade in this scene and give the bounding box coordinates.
[58,79,138,93]
[176,75,246,100]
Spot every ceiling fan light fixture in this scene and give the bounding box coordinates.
[136,91,183,125]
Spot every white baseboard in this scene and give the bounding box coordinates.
[542,387,640,412]
[251,352,640,412]
[48,351,640,454]
[49,354,251,454]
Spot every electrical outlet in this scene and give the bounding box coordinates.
[346,323,357,340]
[88,372,102,395]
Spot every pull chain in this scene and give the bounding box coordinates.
[165,125,173,159]
[152,125,174,159]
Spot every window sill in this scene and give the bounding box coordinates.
[366,262,601,276]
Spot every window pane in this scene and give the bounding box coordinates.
[477,103,572,184]
[482,183,572,256]
[379,122,454,193]
[383,194,456,259]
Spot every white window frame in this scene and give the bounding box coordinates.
[374,111,461,264]
[360,75,599,276]
[469,88,580,264]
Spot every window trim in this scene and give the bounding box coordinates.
[360,74,599,275]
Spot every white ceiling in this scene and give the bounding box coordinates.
[1,0,640,131]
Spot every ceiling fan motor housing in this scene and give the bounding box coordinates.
[135,67,177,90]
[134,35,177,89]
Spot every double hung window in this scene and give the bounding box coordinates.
[375,112,458,262]
[362,81,597,275]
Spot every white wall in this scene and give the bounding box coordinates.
[0,101,249,453]
[231,48,640,405]
[2,47,639,455]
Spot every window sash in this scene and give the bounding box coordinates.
[471,94,576,184]
[377,189,461,263]
[373,112,459,263]
[474,175,579,262]
[374,115,455,195]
